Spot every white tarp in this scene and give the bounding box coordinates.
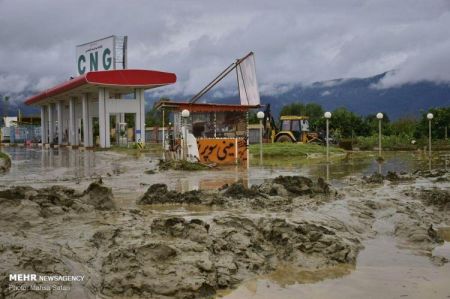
[237,53,260,106]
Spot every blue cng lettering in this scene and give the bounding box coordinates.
[77,55,86,74]
[77,48,112,75]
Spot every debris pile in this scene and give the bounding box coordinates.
[138,183,203,205]
[419,188,450,209]
[0,152,11,173]
[158,159,211,171]
[363,171,413,184]
[0,180,115,219]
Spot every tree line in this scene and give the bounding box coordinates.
[250,102,449,140]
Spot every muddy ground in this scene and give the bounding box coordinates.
[0,166,449,298]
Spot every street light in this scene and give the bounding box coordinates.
[162,108,165,154]
[376,112,383,158]
[427,113,433,159]
[257,111,265,163]
[324,112,332,162]
[181,109,190,160]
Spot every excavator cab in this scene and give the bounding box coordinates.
[262,104,322,144]
[277,116,310,143]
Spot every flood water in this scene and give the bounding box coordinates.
[221,216,450,299]
[1,146,447,190]
[1,146,450,299]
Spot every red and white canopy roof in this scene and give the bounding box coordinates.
[25,69,177,105]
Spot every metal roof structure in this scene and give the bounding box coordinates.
[25,69,176,106]
[155,100,260,113]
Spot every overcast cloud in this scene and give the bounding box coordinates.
[1,0,450,100]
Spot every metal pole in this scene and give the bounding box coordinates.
[162,109,165,151]
[184,121,187,160]
[378,119,382,158]
[214,112,217,138]
[246,111,250,169]
[429,119,432,158]
[326,118,329,162]
[259,119,263,163]
[326,163,330,181]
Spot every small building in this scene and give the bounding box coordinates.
[155,100,259,164]
[24,69,176,148]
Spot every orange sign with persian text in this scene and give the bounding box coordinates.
[197,138,247,164]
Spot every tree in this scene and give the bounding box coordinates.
[327,107,365,138]
[362,113,391,136]
[279,102,324,129]
[146,97,170,127]
[390,117,417,138]
[248,112,259,124]
[416,107,450,139]
[280,103,305,116]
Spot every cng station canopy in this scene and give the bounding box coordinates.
[25,69,177,105]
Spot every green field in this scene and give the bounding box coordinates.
[249,143,345,158]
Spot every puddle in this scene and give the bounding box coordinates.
[433,227,450,260]
[437,227,450,242]
[1,148,448,191]
[221,235,450,299]
[221,210,450,299]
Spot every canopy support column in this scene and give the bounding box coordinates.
[135,88,146,144]
[99,88,109,148]
[82,94,90,147]
[48,104,54,144]
[40,106,47,144]
[56,102,63,145]
[69,98,75,145]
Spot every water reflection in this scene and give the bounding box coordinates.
[1,147,449,193]
[266,263,354,286]
[3,147,98,180]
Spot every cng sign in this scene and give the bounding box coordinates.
[76,36,121,75]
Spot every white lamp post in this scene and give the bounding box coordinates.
[376,113,383,158]
[181,109,190,160]
[324,112,332,162]
[162,109,165,152]
[427,113,433,159]
[257,111,265,163]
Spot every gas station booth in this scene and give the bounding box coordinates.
[155,101,259,164]
[24,69,176,148]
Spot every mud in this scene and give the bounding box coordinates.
[137,176,334,213]
[98,216,360,299]
[418,188,450,209]
[362,170,413,184]
[138,183,203,204]
[1,165,450,298]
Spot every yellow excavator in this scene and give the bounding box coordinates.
[263,105,322,144]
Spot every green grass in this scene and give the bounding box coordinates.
[158,159,210,171]
[0,151,10,160]
[249,143,345,158]
[355,135,450,151]
[0,151,12,172]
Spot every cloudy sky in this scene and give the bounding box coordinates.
[1,0,450,100]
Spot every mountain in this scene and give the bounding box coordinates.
[146,72,450,120]
[258,73,450,119]
[7,72,450,120]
